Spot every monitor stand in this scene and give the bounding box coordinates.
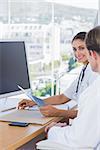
[0,97,18,112]
[0,94,28,112]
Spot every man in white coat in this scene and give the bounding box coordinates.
[36,26,100,150]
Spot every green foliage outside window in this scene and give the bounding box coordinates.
[34,83,56,97]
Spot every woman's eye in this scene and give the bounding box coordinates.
[73,46,85,52]
[79,47,85,50]
[73,48,77,51]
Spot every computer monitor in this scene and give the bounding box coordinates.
[0,41,30,99]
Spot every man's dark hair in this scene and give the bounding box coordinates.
[85,26,100,55]
[72,32,87,43]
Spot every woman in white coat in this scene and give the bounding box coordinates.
[18,32,98,120]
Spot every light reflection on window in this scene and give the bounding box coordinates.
[0,0,99,96]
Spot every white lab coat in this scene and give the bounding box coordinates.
[64,64,98,103]
[55,64,98,110]
[37,76,100,150]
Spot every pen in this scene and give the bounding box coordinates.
[1,107,16,112]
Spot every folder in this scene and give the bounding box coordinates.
[0,109,54,125]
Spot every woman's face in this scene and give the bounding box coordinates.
[72,39,88,64]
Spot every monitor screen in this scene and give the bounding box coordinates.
[0,41,30,98]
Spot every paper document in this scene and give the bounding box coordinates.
[0,109,54,125]
[53,100,77,110]
[18,85,45,107]
[27,100,77,111]
[27,105,39,111]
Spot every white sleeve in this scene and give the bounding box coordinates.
[47,97,99,149]
[36,139,93,150]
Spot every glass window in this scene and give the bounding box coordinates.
[0,0,99,96]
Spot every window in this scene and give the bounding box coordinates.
[0,0,99,96]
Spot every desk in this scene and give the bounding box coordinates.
[0,114,62,150]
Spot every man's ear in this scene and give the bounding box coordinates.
[90,50,97,60]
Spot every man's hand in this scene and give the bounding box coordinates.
[40,105,59,117]
[45,122,67,133]
[18,99,35,109]
[45,122,57,133]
